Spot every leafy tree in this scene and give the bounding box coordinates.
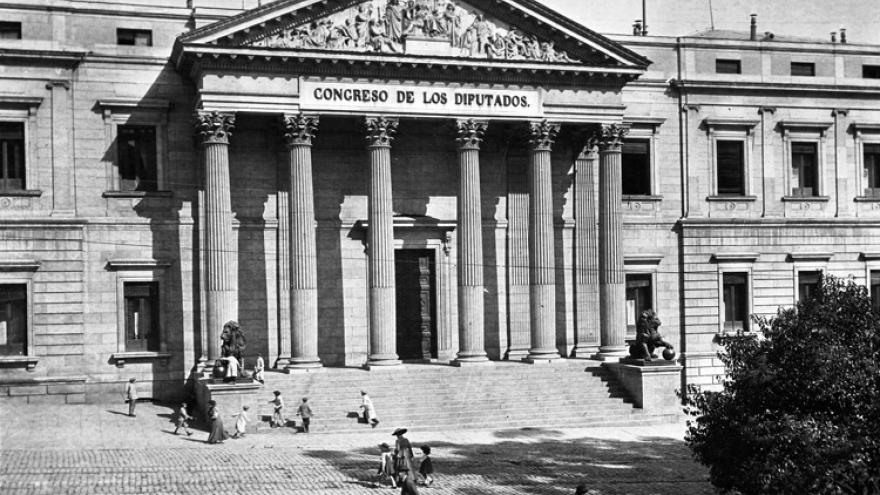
[682,276,880,494]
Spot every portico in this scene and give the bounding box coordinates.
[173,0,648,368]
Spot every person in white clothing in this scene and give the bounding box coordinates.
[360,390,379,428]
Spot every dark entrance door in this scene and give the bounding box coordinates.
[395,249,436,361]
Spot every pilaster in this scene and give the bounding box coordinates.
[572,136,601,357]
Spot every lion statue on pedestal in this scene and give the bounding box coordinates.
[628,309,675,362]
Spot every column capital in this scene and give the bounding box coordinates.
[282,113,319,147]
[592,123,629,151]
[528,120,561,151]
[455,119,488,150]
[572,129,599,160]
[194,111,235,145]
[364,116,399,148]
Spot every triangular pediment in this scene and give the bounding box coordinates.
[178,0,649,70]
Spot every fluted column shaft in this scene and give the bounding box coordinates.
[596,124,629,358]
[455,120,489,364]
[365,117,401,367]
[526,121,561,362]
[283,115,322,369]
[573,141,601,357]
[195,112,237,362]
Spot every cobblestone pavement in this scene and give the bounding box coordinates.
[0,401,712,495]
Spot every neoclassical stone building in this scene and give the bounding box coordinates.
[1,0,879,401]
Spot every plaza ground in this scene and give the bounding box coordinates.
[0,401,712,495]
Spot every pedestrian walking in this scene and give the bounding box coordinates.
[206,400,228,444]
[399,470,420,495]
[376,442,397,488]
[173,402,193,436]
[296,397,313,433]
[231,405,250,438]
[269,391,285,428]
[417,445,434,486]
[392,428,415,480]
[360,390,380,428]
[124,378,138,417]
[254,354,265,384]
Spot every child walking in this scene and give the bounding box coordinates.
[269,390,285,428]
[296,397,313,433]
[418,445,434,486]
[173,402,193,436]
[376,442,397,488]
[232,405,250,438]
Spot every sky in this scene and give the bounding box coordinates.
[541,0,880,44]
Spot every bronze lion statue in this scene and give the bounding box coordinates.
[220,320,246,362]
[628,309,675,362]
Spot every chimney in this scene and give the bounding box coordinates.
[840,28,847,44]
[633,20,642,36]
[749,14,757,41]
[830,31,837,43]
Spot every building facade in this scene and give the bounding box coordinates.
[1,0,879,402]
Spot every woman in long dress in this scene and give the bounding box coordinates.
[206,400,228,444]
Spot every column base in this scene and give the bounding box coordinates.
[284,358,322,373]
[452,356,492,367]
[525,348,561,363]
[504,348,530,361]
[570,345,600,359]
[364,360,403,370]
[274,356,291,369]
[592,346,629,362]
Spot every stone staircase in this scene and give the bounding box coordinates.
[226,360,680,433]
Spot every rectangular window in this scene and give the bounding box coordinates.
[626,274,653,334]
[0,122,25,191]
[871,271,880,313]
[117,125,157,192]
[716,140,745,195]
[791,62,816,77]
[791,142,818,197]
[864,143,880,197]
[798,270,821,302]
[715,59,742,74]
[863,65,880,79]
[722,273,748,332]
[622,139,651,195]
[0,22,22,39]
[116,28,153,46]
[124,282,159,352]
[0,284,27,356]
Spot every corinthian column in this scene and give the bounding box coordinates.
[194,111,237,363]
[573,136,600,357]
[454,119,489,365]
[526,120,561,363]
[595,124,629,360]
[365,116,401,367]
[282,114,322,370]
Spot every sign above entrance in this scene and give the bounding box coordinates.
[300,80,543,118]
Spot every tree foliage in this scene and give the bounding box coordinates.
[683,276,880,495]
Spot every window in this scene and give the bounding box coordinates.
[716,59,741,74]
[863,65,880,79]
[117,125,157,192]
[791,62,815,77]
[863,143,880,197]
[622,139,650,195]
[124,282,159,352]
[871,271,880,313]
[798,270,821,302]
[0,22,21,39]
[626,274,653,334]
[0,122,25,191]
[117,28,152,46]
[716,140,745,195]
[791,142,818,197]
[0,284,27,356]
[722,273,748,332]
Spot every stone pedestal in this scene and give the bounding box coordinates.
[525,121,561,363]
[602,361,683,411]
[365,117,401,367]
[193,377,262,427]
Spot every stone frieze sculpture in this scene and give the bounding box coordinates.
[247,0,579,63]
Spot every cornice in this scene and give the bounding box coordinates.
[672,79,880,97]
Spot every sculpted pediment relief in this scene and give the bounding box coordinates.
[240,0,579,63]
